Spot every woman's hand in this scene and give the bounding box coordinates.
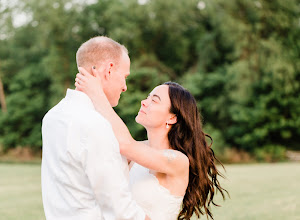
[75,66,106,104]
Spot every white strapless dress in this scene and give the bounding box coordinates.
[129,163,184,220]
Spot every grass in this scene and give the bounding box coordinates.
[208,163,300,220]
[0,163,299,220]
[0,163,44,220]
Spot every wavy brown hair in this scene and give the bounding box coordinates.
[163,82,227,220]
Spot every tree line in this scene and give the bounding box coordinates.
[0,0,299,161]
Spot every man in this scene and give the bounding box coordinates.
[42,36,149,220]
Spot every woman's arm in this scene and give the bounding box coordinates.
[75,67,189,176]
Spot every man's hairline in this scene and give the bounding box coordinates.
[77,47,128,69]
[76,36,129,67]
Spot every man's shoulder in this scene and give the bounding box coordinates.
[43,99,111,130]
[42,100,64,123]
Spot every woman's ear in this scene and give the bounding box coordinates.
[168,114,177,125]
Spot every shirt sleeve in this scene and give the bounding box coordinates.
[81,118,145,220]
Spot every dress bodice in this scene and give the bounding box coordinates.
[129,163,183,220]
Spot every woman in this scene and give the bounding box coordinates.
[75,68,226,220]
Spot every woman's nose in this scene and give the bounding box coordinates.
[141,98,148,107]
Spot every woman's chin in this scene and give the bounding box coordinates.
[135,116,145,127]
[135,115,141,124]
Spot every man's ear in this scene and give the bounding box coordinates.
[104,61,114,80]
[168,114,177,125]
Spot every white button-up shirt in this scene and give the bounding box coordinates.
[41,89,145,220]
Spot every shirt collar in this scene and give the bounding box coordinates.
[65,89,95,110]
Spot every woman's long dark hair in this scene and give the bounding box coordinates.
[163,82,227,220]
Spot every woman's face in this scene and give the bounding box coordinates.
[135,85,174,129]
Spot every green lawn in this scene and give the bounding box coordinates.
[209,163,300,220]
[0,163,299,220]
[0,163,45,220]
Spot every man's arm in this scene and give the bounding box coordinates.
[82,118,147,220]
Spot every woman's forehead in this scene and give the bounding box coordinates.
[150,85,170,101]
[151,85,168,95]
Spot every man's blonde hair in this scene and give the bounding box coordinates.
[76,36,128,68]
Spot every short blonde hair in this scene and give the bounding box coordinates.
[76,36,128,68]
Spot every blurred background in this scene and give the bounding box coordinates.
[0,0,299,219]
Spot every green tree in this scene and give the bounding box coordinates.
[0,0,299,159]
[182,0,300,153]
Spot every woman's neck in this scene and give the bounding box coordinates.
[146,127,170,150]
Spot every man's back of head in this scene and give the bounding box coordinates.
[76,36,128,71]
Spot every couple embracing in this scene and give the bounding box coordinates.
[41,36,226,220]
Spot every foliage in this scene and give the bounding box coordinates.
[0,0,299,161]
[0,64,51,151]
[254,145,287,162]
[181,0,300,155]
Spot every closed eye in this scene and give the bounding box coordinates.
[152,94,161,102]
[146,94,160,103]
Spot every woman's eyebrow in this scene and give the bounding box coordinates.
[152,94,161,101]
